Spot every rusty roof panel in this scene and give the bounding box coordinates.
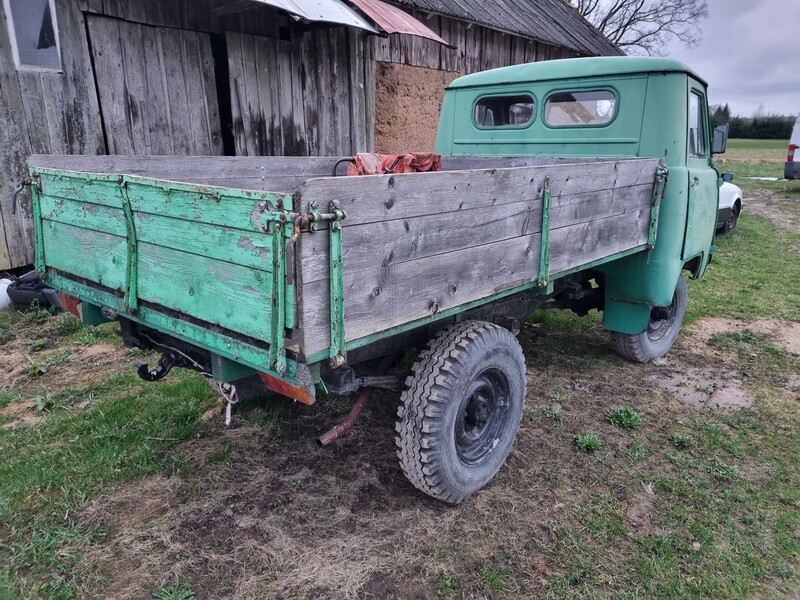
[348,0,451,45]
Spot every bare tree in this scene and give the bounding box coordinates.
[570,0,708,55]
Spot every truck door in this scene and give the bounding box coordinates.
[682,83,718,260]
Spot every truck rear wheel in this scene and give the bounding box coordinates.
[612,273,687,363]
[395,321,526,503]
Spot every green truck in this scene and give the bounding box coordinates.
[26,57,728,503]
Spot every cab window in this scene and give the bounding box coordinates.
[544,90,616,126]
[688,91,707,157]
[474,95,535,129]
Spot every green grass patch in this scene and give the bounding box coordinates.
[686,214,800,323]
[0,370,215,598]
[575,432,601,453]
[607,406,645,430]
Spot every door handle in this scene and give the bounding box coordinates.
[690,177,700,187]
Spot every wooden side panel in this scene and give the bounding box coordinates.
[296,159,661,356]
[87,15,223,156]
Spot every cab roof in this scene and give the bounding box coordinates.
[447,56,707,90]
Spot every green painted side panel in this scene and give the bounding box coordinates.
[136,241,273,340]
[32,168,294,372]
[41,219,128,291]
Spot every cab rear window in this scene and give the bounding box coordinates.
[544,90,616,127]
[474,95,535,129]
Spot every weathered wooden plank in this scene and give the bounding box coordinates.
[298,183,654,283]
[289,34,308,156]
[198,28,224,154]
[363,37,376,151]
[180,30,213,154]
[226,32,249,156]
[87,16,134,154]
[41,219,127,290]
[16,72,51,154]
[256,32,277,155]
[118,21,148,154]
[159,28,193,155]
[276,39,296,155]
[296,159,661,227]
[549,208,650,274]
[38,195,275,271]
[348,30,367,154]
[335,28,352,154]
[141,23,174,155]
[300,231,543,356]
[40,73,69,154]
[137,241,273,340]
[300,31,320,156]
[29,154,347,178]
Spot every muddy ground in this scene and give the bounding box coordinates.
[48,313,797,598]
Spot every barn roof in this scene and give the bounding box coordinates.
[392,0,623,56]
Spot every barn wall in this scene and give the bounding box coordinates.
[0,0,374,270]
[373,13,580,152]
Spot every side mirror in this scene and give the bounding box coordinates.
[722,172,733,182]
[712,124,729,154]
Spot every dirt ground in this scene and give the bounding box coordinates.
[57,307,797,599]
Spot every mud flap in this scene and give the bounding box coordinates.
[603,298,652,335]
[257,371,316,405]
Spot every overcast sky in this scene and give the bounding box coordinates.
[664,0,798,117]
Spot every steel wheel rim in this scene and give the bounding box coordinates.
[647,289,678,342]
[455,368,512,465]
[726,209,737,231]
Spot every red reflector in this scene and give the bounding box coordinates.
[789,144,797,161]
[59,293,81,318]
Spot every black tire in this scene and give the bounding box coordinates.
[395,321,526,504]
[721,204,739,235]
[612,273,687,363]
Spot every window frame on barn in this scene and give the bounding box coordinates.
[3,0,62,72]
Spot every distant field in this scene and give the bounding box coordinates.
[718,138,789,164]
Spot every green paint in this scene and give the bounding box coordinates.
[211,354,257,383]
[119,181,139,314]
[47,272,299,382]
[80,302,110,326]
[328,201,346,367]
[537,177,551,287]
[648,164,669,249]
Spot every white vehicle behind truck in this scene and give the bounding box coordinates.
[786,114,800,180]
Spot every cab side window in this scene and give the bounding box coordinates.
[688,92,707,157]
[474,95,535,129]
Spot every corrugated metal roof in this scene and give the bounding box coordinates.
[391,0,622,56]
[246,0,379,32]
[349,0,451,46]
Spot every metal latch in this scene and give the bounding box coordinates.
[12,175,40,214]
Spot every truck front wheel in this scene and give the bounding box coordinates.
[612,273,687,363]
[395,321,526,503]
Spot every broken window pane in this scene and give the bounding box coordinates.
[6,0,61,70]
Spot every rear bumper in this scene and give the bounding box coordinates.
[786,161,800,180]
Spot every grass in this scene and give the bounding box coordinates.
[607,406,645,430]
[575,432,602,453]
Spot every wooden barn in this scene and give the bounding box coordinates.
[0,0,619,271]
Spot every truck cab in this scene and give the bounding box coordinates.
[435,57,725,339]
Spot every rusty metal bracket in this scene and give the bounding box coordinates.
[648,163,669,250]
[12,175,39,214]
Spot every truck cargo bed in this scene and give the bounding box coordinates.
[27,154,663,373]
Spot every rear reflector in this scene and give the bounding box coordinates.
[789,144,797,161]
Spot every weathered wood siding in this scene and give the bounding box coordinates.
[227,28,374,157]
[0,0,104,269]
[373,13,579,74]
[87,15,224,156]
[295,158,661,357]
